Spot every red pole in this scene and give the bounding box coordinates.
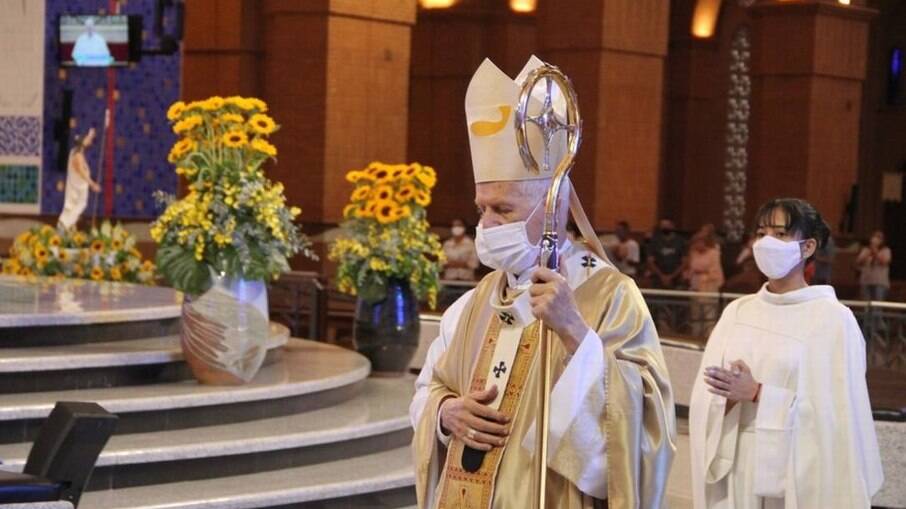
[103,0,119,217]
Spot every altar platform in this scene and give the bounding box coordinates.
[0,276,417,509]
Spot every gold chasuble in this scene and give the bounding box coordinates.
[413,265,676,509]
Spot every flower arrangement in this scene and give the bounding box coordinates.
[152,96,314,296]
[329,162,445,308]
[2,221,155,284]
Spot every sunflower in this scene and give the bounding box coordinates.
[90,239,105,254]
[141,260,155,272]
[343,204,357,219]
[222,130,248,148]
[390,165,407,180]
[49,235,62,247]
[374,200,399,225]
[112,239,123,251]
[110,266,123,281]
[173,115,203,134]
[368,165,394,184]
[348,186,369,203]
[247,98,268,112]
[217,113,244,125]
[414,190,431,207]
[355,200,377,219]
[202,96,225,111]
[168,138,197,163]
[72,232,86,246]
[395,184,417,203]
[90,266,104,281]
[72,264,84,277]
[403,163,421,178]
[345,171,365,183]
[373,185,395,202]
[58,249,69,262]
[227,96,254,110]
[393,204,412,221]
[166,101,186,121]
[248,114,277,135]
[34,245,48,263]
[416,166,437,188]
[250,138,277,157]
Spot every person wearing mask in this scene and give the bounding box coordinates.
[685,229,725,337]
[612,220,640,278]
[689,198,883,509]
[856,231,892,302]
[646,219,686,289]
[411,56,675,509]
[442,219,480,281]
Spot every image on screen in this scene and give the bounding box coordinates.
[60,15,129,67]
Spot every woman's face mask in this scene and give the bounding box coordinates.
[752,235,806,280]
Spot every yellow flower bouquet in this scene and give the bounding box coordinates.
[329,162,445,308]
[152,96,314,296]
[2,221,155,284]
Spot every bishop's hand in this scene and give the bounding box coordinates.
[529,267,590,354]
[439,386,510,452]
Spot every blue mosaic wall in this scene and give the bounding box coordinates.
[42,0,180,219]
[0,165,40,204]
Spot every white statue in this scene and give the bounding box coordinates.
[58,128,101,231]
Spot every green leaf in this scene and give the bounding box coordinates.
[156,244,211,296]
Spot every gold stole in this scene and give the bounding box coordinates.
[437,316,541,509]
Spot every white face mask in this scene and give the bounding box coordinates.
[475,199,543,275]
[752,235,806,280]
[451,226,466,237]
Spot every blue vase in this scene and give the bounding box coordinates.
[353,279,419,375]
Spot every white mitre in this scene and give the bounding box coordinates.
[465,55,567,183]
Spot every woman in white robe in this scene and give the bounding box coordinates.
[690,198,883,509]
[58,128,101,230]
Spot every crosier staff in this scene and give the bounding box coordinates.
[514,64,582,509]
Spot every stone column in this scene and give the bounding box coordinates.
[749,0,874,229]
[261,0,416,223]
[182,0,261,100]
[537,0,670,230]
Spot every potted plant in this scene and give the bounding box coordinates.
[329,162,445,375]
[152,95,314,385]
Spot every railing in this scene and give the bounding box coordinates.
[271,275,906,373]
[267,271,326,341]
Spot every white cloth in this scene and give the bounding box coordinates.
[58,150,90,229]
[410,240,613,498]
[71,32,113,66]
[689,284,884,509]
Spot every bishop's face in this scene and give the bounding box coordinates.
[474,181,544,244]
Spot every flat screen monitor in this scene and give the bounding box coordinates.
[59,15,139,67]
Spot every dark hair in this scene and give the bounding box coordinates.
[617,220,630,231]
[72,133,88,153]
[753,198,830,253]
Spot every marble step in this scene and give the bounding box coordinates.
[0,340,370,444]
[0,325,290,394]
[0,277,181,347]
[79,445,416,509]
[0,378,414,490]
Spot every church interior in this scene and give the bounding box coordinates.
[0,0,904,507]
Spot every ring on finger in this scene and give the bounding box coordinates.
[466,428,476,440]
